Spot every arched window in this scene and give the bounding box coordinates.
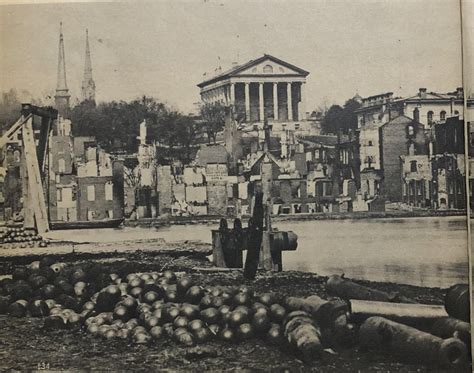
[413,108,420,122]
[427,111,434,125]
[263,64,273,73]
[440,111,446,121]
[407,125,414,136]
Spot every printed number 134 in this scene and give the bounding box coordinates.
[37,362,50,370]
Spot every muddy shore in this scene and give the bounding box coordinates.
[0,247,468,372]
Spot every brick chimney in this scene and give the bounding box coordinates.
[418,88,427,98]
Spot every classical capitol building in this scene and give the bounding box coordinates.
[197,55,314,134]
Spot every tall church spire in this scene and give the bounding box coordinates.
[81,29,96,102]
[54,22,70,117]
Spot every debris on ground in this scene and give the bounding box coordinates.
[0,252,470,371]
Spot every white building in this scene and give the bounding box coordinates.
[356,88,467,130]
[197,54,316,135]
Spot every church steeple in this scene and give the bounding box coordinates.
[81,29,96,102]
[54,22,70,117]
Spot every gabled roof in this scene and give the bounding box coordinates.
[197,54,309,88]
[404,92,456,101]
[248,150,283,171]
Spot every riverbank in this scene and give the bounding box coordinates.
[7,214,469,289]
[124,209,468,227]
[0,239,212,262]
[0,249,461,372]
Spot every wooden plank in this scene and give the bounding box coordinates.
[212,230,227,267]
[21,147,34,229]
[243,191,264,280]
[0,115,29,149]
[259,231,273,271]
[22,116,49,233]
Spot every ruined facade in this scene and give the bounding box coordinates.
[48,134,124,222]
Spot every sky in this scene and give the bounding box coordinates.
[0,0,466,114]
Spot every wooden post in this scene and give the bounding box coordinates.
[212,230,227,267]
[243,191,264,280]
[22,116,49,233]
[270,232,283,271]
[260,230,273,271]
[21,148,34,229]
[227,218,244,268]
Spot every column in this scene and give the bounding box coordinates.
[299,82,306,121]
[259,83,264,122]
[245,83,250,122]
[287,82,293,121]
[273,83,278,121]
[229,83,235,106]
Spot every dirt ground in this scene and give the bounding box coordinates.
[0,251,470,372]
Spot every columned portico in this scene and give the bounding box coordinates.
[198,54,309,125]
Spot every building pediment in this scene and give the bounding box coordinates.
[198,54,309,88]
[234,56,308,77]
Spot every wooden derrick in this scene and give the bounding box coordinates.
[1,105,57,234]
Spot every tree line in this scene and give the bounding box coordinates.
[320,98,362,135]
[70,97,229,164]
[0,90,227,165]
[1,88,363,161]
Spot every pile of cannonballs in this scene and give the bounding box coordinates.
[0,259,288,348]
[81,272,287,346]
[0,226,47,249]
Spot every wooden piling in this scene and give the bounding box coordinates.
[259,231,273,271]
[212,230,227,268]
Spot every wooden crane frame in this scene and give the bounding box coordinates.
[1,104,58,233]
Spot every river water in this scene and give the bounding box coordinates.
[45,216,470,289]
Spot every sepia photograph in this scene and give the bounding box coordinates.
[0,0,473,371]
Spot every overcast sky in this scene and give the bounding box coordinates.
[0,0,465,113]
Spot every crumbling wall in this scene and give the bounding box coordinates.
[157,165,173,216]
[207,183,227,215]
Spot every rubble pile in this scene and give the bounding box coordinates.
[0,261,471,369]
[0,225,48,249]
